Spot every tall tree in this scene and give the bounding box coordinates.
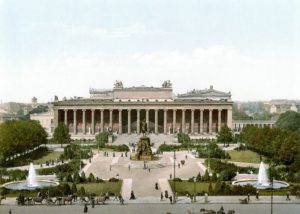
[276,111,300,131]
[217,125,233,147]
[53,123,71,148]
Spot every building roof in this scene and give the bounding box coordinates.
[176,85,231,100]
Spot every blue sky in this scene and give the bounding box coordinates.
[0,0,300,102]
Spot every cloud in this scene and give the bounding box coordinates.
[0,46,299,102]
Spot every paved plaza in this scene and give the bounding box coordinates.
[83,149,206,199]
[1,203,299,214]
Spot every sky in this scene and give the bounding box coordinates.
[0,0,300,103]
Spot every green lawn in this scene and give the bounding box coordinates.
[169,181,214,195]
[226,150,265,163]
[76,181,122,195]
[169,181,291,196]
[32,151,63,165]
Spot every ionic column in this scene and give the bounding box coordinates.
[82,109,86,134]
[146,109,149,131]
[54,109,59,128]
[91,109,95,134]
[100,109,104,132]
[164,109,167,134]
[200,109,203,134]
[191,109,194,134]
[218,109,222,132]
[155,109,158,134]
[128,109,131,134]
[227,108,232,129]
[109,109,113,130]
[64,109,68,126]
[209,109,212,134]
[119,109,122,134]
[73,109,77,134]
[173,109,177,133]
[137,109,140,134]
[182,109,186,133]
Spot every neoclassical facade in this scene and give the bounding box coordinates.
[53,81,233,137]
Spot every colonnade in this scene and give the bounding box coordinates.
[57,107,232,135]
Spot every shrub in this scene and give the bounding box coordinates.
[109,177,119,182]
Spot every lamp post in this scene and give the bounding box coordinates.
[193,176,196,202]
[270,161,275,214]
[173,150,176,203]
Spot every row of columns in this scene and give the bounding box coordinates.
[62,108,232,135]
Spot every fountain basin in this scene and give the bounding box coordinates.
[2,180,59,190]
[232,179,289,189]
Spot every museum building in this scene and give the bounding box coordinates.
[53,81,233,137]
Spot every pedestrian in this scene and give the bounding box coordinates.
[185,155,187,160]
[165,190,169,199]
[92,198,95,208]
[204,193,208,203]
[247,193,250,202]
[9,209,12,214]
[286,191,291,201]
[155,182,158,190]
[83,204,88,213]
[161,192,164,201]
[178,163,180,168]
[256,190,259,200]
[170,173,172,179]
[128,164,131,171]
[169,196,172,204]
[148,168,151,172]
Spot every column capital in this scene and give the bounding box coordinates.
[209,109,213,112]
[200,109,204,112]
[191,109,195,112]
[82,109,86,112]
[109,109,113,112]
[91,109,95,112]
[128,109,131,112]
[64,109,68,112]
[182,109,186,112]
[136,109,140,112]
[74,109,77,112]
[100,109,104,112]
[118,109,122,112]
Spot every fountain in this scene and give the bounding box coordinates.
[258,161,269,186]
[232,161,289,189]
[2,163,59,190]
[27,163,39,187]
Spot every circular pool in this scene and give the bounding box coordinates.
[232,179,289,189]
[2,180,59,190]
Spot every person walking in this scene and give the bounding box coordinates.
[160,192,164,201]
[286,191,291,201]
[9,209,12,214]
[83,204,88,213]
[247,193,250,202]
[256,190,259,200]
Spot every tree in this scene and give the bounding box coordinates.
[217,125,233,147]
[276,111,300,131]
[0,120,47,166]
[53,123,71,148]
[95,132,109,148]
[71,183,77,194]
